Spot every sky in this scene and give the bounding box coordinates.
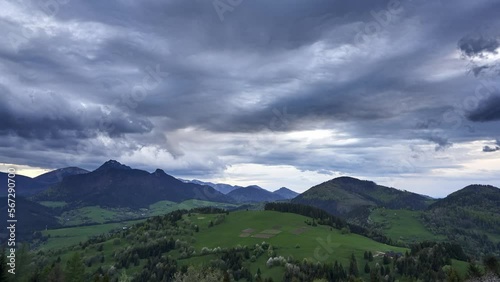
[1,0,500,197]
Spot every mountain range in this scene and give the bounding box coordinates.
[1,160,499,257]
[182,180,298,199]
[34,160,232,208]
[181,179,243,194]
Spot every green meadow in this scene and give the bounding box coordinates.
[40,219,145,251]
[182,210,408,281]
[370,208,446,244]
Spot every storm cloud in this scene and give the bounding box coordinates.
[1,0,500,195]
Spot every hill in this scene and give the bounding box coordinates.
[422,184,500,257]
[0,172,45,196]
[0,197,60,242]
[184,179,242,194]
[34,166,89,186]
[25,208,473,282]
[292,176,431,216]
[273,187,299,199]
[227,186,285,203]
[34,160,233,208]
[429,184,500,210]
[0,167,89,197]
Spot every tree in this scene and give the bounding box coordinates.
[370,269,381,282]
[223,271,230,282]
[66,252,85,282]
[0,248,8,282]
[364,262,371,274]
[364,251,369,260]
[173,266,225,282]
[383,255,390,265]
[16,244,33,281]
[47,263,65,282]
[466,262,483,279]
[445,267,462,282]
[119,270,132,282]
[349,253,359,277]
[368,251,374,262]
[483,256,499,276]
[256,267,263,282]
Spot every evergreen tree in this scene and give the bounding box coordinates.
[255,267,263,282]
[445,267,461,282]
[16,244,33,281]
[47,263,65,282]
[0,247,8,282]
[364,262,371,274]
[483,256,499,276]
[364,251,369,260]
[223,271,230,282]
[383,255,390,265]
[66,252,85,282]
[349,253,359,277]
[384,266,390,276]
[368,251,374,262]
[119,270,131,282]
[466,262,483,279]
[370,269,380,282]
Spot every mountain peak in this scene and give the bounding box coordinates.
[152,168,167,176]
[96,160,132,171]
[273,187,299,199]
[275,187,291,192]
[34,167,89,184]
[245,185,265,190]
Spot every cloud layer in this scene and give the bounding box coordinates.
[1,0,500,196]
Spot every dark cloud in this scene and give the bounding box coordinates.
[483,145,499,152]
[467,95,500,122]
[458,35,500,58]
[1,0,500,190]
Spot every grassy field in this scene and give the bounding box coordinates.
[40,219,145,251]
[182,210,408,281]
[37,209,470,281]
[39,201,67,208]
[59,206,122,225]
[370,208,446,244]
[149,199,238,216]
[47,199,239,226]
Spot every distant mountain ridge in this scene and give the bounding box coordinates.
[182,179,243,194]
[34,160,233,208]
[227,186,286,203]
[182,180,299,201]
[0,166,88,196]
[273,187,299,199]
[34,167,89,185]
[292,176,432,216]
[0,172,45,196]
